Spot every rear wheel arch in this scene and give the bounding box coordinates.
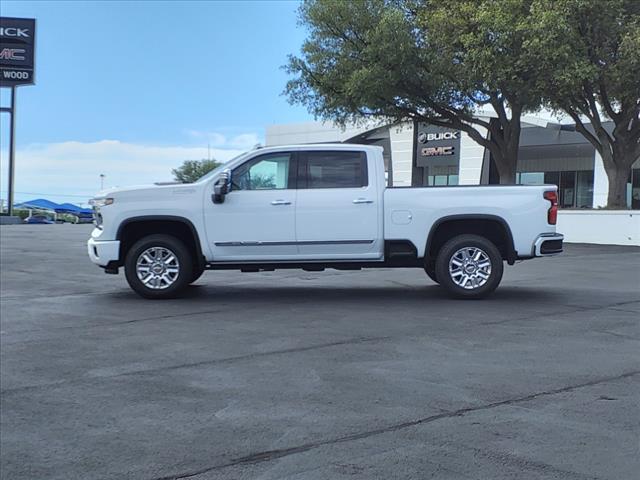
[425,215,516,265]
[116,216,205,269]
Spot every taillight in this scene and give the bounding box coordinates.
[544,191,558,225]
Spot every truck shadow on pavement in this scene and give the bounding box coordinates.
[106,283,564,306]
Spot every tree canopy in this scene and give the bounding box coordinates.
[172,159,221,183]
[528,0,640,207]
[285,0,552,183]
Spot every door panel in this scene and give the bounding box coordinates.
[295,151,382,259]
[205,152,297,261]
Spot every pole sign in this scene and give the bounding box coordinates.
[0,17,36,87]
[415,123,461,167]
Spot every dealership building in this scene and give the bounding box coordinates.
[266,114,640,210]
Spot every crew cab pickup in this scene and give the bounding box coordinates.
[88,144,563,299]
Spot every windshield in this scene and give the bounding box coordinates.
[196,150,253,182]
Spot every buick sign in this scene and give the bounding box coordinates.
[416,124,461,167]
[418,131,459,143]
[0,17,36,87]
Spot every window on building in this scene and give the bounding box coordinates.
[544,172,560,186]
[427,174,459,186]
[517,172,545,185]
[559,171,576,208]
[576,170,594,208]
[433,175,447,186]
[630,168,640,209]
[517,170,593,208]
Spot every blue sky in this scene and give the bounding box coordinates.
[0,0,312,203]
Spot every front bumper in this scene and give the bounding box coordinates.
[87,238,120,267]
[533,233,564,256]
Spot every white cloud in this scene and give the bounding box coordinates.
[185,130,263,150]
[185,130,227,146]
[228,133,261,149]
[2,139,250,205]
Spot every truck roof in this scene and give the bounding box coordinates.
[256,143,384,153]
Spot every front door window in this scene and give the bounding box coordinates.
[232,153,292,191]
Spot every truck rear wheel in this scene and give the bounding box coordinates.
[435,234,503,299]
[124,234,193,299]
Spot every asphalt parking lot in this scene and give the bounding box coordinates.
[1,224,639,480]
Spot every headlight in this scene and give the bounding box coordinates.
[89,198,113,228]
[89,197,114,207]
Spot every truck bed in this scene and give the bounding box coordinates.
[384,184,556,258]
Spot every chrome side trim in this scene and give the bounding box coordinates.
[214,240,375,247]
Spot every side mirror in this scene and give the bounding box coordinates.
[212,169,231,204]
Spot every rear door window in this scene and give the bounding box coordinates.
[298,151,368,189]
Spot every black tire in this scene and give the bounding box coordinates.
[435,234,503,299]
[124,234,193,299]
[424,261,439,284]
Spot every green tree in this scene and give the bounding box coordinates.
[172,159,221,183]
[249,174,276,189]
[285,0,551,184]
[529,0,640,208]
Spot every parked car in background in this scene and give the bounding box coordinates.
[77,216,94,224]
[25,215,55,224]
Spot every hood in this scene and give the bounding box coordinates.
[93,182,199,198]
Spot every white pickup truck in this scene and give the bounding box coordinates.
[88,144,563,299]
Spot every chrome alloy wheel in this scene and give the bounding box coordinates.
[448,247,492,290]
[135,247,180,290]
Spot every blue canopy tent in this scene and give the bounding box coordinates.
[56,202,93,217]
[14,198,61,211]
[14,199,93,219]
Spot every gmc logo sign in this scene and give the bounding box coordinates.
[422,146,455,156]
[0,48,25,60]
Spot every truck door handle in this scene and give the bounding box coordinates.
[353,198,373,204]
[271,200,291,206]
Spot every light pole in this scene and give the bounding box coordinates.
[100,174,105,190]
[0,86,18,215]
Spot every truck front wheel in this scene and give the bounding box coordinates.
[435,234,503,299]
[124,234,193,299]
